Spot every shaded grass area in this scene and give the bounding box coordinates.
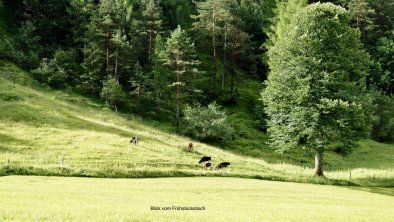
[1,161,394,188]
[0,176,393,222]
[0,62,394,188]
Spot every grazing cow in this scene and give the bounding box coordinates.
[215,162,230,170]
[198,156,211,164]
[187,143,193,151]
[129,136,138,146]
[198,156,212,170]
[204,162,212,170]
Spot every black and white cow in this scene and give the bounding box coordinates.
[215,162,230,170]
[198,156,211,164]
[129,136,138,146]
[198,156,212,169]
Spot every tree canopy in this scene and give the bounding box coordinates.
[262,3,372,176]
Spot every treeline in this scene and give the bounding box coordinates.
[0,0,268,122]
[0,0,393,142]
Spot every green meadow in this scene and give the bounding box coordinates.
[1,0,394,221]
[1,176,393,222]
[1,62,394,187]
[1,62,394,221]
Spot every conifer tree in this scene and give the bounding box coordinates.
[138,0,162,64]
[81,0,131,94]
[130,61,148,113]
[226,1,250,94]
[150,35,171,115]
[110,30,129,81]
[192,0,230,95]
[162,26,201,127]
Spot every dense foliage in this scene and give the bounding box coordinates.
[183,103,233,143]
[0,0,393,149]
[162,26,201,126]
[371,92,394,142]
[262,3,372,176]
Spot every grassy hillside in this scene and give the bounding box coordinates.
[222,71,394,171]
[0,61,394,187]
[1,176,394,221]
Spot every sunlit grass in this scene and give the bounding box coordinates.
[0,64,394,187]
[0,176,393,222]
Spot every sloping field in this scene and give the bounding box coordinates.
[0,62,393,186]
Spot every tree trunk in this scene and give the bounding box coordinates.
[230,51,236,93]
[221,23,227,92]
[211,2,217,95]
[114,51,118,80]
[137,84,140,114]
[212,37,217,95]
[176,69,180,128]
[148,28,152,63]
[314,153,324,177]
[106,31,110,77]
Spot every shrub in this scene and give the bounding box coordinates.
[183,102,233,143]
[53,49,80,86]
[100,78,125,112]
[32,58,67,88]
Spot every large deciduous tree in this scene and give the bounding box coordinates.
[262,3,372,176]
[162,26,200,127]
[264,0,307,54]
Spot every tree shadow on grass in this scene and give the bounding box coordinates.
[0,133,31,153]
[0,103,180,150]
[347,186,394,197]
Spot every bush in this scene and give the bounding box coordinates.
[53,49,80,86]
[100,78,125,112]
[183,102,233,143]
[371,92,394,142]
[32,58,67,88]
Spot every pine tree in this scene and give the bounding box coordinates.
[226,1,251,94]
[129,61,148,113]
[138,0,162,64]
[150,35,171,115]
[347,0,374,29]
[81,0,132,94]
[340,0,375,47]
[192,0,230,95]
[68,0,95,54]
[370,0,394,39]
[101,78,125,112]
[338,0,394,94]
[110,30,129,81]
[162,26,201,127]
[262,3,372,176]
